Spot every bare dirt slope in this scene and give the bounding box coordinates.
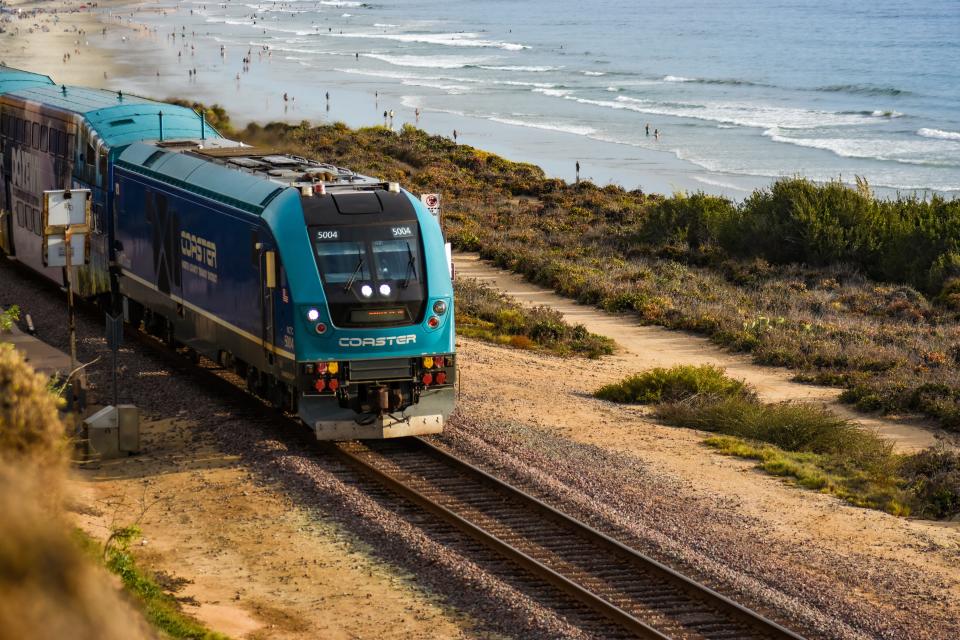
[70,415,477,640]
[454,252,952,452]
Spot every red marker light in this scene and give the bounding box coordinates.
[427,316,440,329]
[433,356,445,368]
[314,378,326,392]
[317,362,328,374]
[327,378,339,392]
[422,373,433,386]
[315,322,327,334]
[435,371,447,385]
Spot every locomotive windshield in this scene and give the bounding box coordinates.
[311,224,426,327]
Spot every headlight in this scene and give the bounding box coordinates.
[379,283,391,296]
[360,284,373,297]
[433,300,447,315]
[306,308,320,322]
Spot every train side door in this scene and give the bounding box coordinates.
[255,232,278,370]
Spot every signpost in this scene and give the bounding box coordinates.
[420,193,441,217]
[105,312,123,407]
[42,189,91,408]
[421,193,452,278]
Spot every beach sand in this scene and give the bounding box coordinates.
[1,0,124,87]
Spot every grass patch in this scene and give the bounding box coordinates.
[704,436,912,516]
[659,397,908,513]
[102,526,229,640]
[658,394,960,517]
[594,364,751,403]
[455,277,614,358]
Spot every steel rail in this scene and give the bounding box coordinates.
[4,262,804,638]
[337,437,806,640]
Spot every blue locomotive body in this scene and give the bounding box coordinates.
[0,66,456,439]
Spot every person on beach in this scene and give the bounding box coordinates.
[453,129,458,143]
[576,161,580,183]
[383,110,388,126]
[415,107,420,123]
[654,128,660,140]
[645,123,649,136]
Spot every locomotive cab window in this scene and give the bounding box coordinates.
[315,241,367,283]
[311,223,427,328]
[372,239,420,285]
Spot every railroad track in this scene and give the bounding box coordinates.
[337,437,805,640]
[18,256,803,639]
[112,325,806,639]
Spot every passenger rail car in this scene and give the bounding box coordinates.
[0,66,456,439]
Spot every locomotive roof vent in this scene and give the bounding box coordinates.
[262,155,299,167]
[331,192,383,214]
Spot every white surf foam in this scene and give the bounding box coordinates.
[363,53,491,69]
[487,116,596,136]
[534,87,573,97]
[334,67,553,89]
[476,65,560,72]
[582,71,606,76]
[558,94,881,130]
[326,31,528,50]
[764,128,960,166]
[401,79,471,94]
[918,128,960,141]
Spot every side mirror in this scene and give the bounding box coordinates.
[264,250,277,288]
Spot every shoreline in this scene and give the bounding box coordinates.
[2,0,955,201]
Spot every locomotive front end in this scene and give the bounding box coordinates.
[290,183,456,439]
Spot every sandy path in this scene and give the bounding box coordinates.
[454,252,952,452]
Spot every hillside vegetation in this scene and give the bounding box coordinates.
[0,313,225,639]
[0,340,156,640]
[210,115,960,429]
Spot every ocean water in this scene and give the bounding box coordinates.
[110,0,960,197]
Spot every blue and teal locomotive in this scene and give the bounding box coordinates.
[0,66,455,439]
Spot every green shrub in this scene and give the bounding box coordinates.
[901,446,960,518]
[658,395,889,458]
[639,192,736,249]
[704,436,911,516]
[0,305,18,333]
[594,365,751,404]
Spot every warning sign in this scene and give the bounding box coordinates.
[420,193,441,217]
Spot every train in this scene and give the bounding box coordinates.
[0,65,456,439]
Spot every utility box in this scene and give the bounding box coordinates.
[117,404,140,453]
[82,405,140,460]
